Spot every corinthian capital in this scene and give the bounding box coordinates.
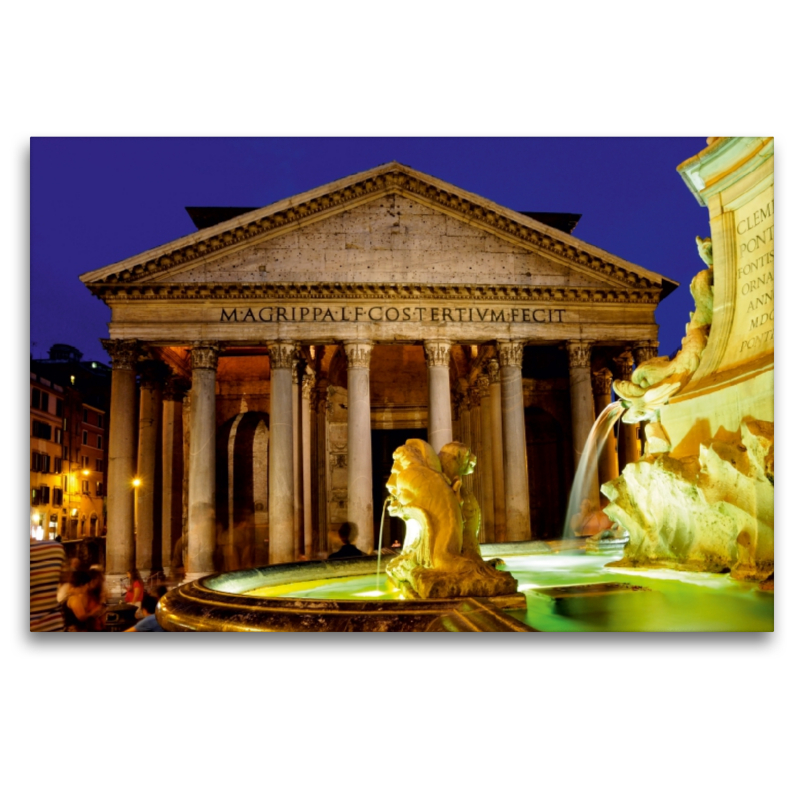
[592,367,613,397]
[476,374,491,399]
[486,358,500,384]
[566,340,592,369]
[190,342,221,371]
[497,340,524,369]
[267,341,297,370]
[301,371,315,400]
[633,340,659,365]
[344,340,373,370]
[612,350,634,381]
[101,339,141,371]
[423,339,451,368]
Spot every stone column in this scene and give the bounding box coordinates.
[311,378,329,558]
[487,358,507,542]
[457,392,473,494]
[477,373,495,542]
[135,362,164,579]
[633,340,660,367]
[292,358,302,558]
[566,340,599,505]
[186,343,220,582]
[424,339,453,454]
[344,340,374,554]
[101,338,140,598]
[301,370,314,560]
[469,384,484,540]
[613,351,640,470]
[592,367,619,487]
[497,341,531,541]
[267,342,296,565]
[161,377,185,578]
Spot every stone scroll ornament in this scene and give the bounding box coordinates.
[613,236,714,453]
[384,439,518,599]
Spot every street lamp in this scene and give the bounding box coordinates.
[133,477,141,539]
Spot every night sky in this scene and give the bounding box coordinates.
[30,136,710,364]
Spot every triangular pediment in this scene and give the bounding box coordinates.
[80,162,677,303]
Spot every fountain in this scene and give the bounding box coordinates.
[156,137,774,632]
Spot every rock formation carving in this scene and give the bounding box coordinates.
[603,420,774,581]
[613,237,714,443]
[385,439,518,599]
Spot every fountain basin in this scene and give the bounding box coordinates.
[157,542,773,632]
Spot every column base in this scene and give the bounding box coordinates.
[182,571,213,585]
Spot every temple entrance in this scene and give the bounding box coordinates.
[215,411,270,570]
[371,427,424,551]
[525,407,569,539]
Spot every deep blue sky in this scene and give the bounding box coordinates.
[30,137,710,364]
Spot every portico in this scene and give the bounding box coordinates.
[81,162,675,589]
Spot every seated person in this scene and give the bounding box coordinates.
[125,593,164,632]
[327,522,366,560]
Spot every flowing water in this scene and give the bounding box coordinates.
[563,401,624,538]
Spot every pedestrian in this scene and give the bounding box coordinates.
[124,567,145,611]
[125,593,164,632]
[63,568,107,632]
[30,538,66,632]
[327,522,366,560]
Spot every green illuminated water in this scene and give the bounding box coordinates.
[245,552,773,632]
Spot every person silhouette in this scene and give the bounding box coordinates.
[327,522,366,560]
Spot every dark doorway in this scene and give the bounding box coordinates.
[371,428,425,551]
[525,407,570,539]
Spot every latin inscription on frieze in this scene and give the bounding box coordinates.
[723,185,774,365]
[219,305,567,324]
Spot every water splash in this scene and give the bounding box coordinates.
[376,497,391,590]
[562,401,624,538]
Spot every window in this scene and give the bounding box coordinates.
[55,428,62,444]
[32,420,52,441]
[96,482,104,497]
[40,391,49,412]
[95,458,104,472]
[97,415,104,429]
[82,430,88,445]
[31,452,43,472]
[62,475,68,493]
[97,434,103,449]
[83,409,89,423]
[81,456,90,469]
[32,388,41,408]
[40,485,50,504]
[53,487,63,507]
[62,445,68,460]
[42,454,51,474]
[31,487,40,506]
[81,480,89,494]
[54,457,62,474]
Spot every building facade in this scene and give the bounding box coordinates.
[30,346,110,543]
[80,162,675,591]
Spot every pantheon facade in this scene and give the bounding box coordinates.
[81,162,675,587]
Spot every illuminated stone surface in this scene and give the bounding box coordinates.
[604,138,774,582]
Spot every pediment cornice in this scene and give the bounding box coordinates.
[80,162,675,296]
[89,280,661,305]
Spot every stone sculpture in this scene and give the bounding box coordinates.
[385,439,518,599]
[613,237,714,452]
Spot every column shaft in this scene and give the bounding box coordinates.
[498,341,531,541]
[567,341,599,505]
[186,344,219,580]
[161,389,184,578]
[424,340,453,454]
[292,363,302,558]
[487,359,507,541]
[469,387,484,541]
[136,378,161,578]
[592,368,619,487]
[302,372,313,559]
[268,342,296,564]
[102,339,139,596]
[345,341,374,554]
[478,374,495,542]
